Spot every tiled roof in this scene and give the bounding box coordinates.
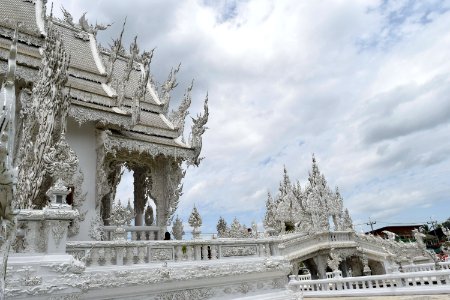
[0,0,40,35]
[112,130,189,149]
[138,110,173,130]
[67,76,108,98]
[0,0,183,142]
[105,54,160,106]
[54,22,102,75]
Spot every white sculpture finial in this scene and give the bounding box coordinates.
[188,206,202,239]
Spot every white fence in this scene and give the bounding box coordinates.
[66,239,274,267]
[65,231,423,269]
[65,231,367,268]
[402,261,450,272]
[288,269,450,297]
[103,225,160,241]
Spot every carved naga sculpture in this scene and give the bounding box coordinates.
[79,12,111,36]
[169,80,193,140]
[15,24,72,209]
[189,96,209,166]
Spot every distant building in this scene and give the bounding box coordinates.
[367,225,423,240]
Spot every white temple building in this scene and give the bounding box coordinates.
[1,1,450,299]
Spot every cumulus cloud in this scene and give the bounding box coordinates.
[361,75,450,144]
[51,0,450,233]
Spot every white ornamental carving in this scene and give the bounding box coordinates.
[171,216,184,240]
[188,206,202,239]
[51,220,66,247]
[221,246,257,257]
[67,171,87,237]
[169,80,193,141]
[150,248,173,261]
[189,96,209,166]
[89,214,105,241]
[155,287,214,300]
[263,155,354,235]
[109,200,134,240]
[15,23,72,209]
[43,133,79,184]
[327,248,343,272]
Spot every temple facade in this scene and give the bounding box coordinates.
[0,0,208,242]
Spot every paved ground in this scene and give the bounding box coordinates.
[306,296,450,300]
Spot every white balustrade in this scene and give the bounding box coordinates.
[290,274,312,281]
[288,269,450,297]
[326,271,342,278]
[103,225,159,241]
[65,230,432,273]
[66,238,279,267]
[402,261,450,272]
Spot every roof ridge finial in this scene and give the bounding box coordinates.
[61,6,75,26]
[5,22,19,85]
[49,2,54,20]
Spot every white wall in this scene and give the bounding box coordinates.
[66,118,97,241]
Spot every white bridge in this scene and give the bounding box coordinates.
[5,212,448,299]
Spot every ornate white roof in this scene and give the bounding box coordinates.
[0,0,209,163]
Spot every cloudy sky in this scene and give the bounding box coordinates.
[51,0,450,235]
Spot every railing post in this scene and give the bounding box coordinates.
[175,245,183,261]
[90,248,100,266]
[210,245,217,260]
[104,247,112,266]
[194,245,202,260]
[116,246,125,266]
[265,243,271,256]
[186,245,194,261]
[126,246,134,265]
[201,245,208,260]
[23,220,41,253]
[258,244,265,257]
[137,246,146,264]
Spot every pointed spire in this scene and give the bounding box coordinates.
[106,18,126,84]
[308,153,321,185]
[49,2,54,20]
[279,165,291,197]
[161,63,181,114]
[169,79,193,140]
[125,36,139,81]
[5,23,18,85]
[267,190,273,203]
[342,208,354,231]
